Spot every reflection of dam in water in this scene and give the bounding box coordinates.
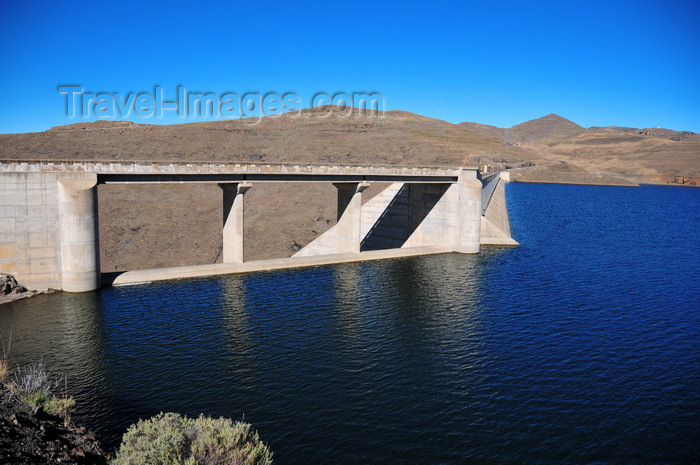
[0,253,490,452]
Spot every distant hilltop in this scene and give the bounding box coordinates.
[461,113,586,145]
[1,108,698,186]
[459,113,699,186]
[460,113,697,145]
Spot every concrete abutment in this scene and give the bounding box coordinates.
[0,172,101,293]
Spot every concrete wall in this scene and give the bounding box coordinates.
[296,170,486,256]
[362,183,451,250]
[0,172,63,290]
[1,163,507,291]
[0,172,100,292]
[480,172,519,246]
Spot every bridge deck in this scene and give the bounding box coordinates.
[0,160,471,183]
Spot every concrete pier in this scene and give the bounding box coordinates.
[334,182,370,254]
[219,182,252,263]
[456,169,483,253]
[57,174,100,292]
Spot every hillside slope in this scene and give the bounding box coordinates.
[1,109,697,272]
[0,108,533,167]
[0,109,537,271]
[508,113,586,144]
[459,113,699,185]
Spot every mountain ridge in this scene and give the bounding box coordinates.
[1,109,696,187]
[0,109,696,272]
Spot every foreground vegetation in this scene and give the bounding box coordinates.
[1,335,73,425]
[112,412,273,465]
[1,337,272,465]
[7,360,75,425]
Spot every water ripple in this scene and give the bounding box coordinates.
[1,184,698,463]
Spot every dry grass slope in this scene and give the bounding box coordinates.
[1,108,697,272]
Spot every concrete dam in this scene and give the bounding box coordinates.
[0,161,517,292]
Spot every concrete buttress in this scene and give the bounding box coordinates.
[219,182,252,263]
[333,182,370,254]
[456,169,482,253]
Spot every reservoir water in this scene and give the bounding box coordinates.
[1,183,699,464]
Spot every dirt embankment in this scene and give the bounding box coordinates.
[0,383,109,464]
[507,162,639,186]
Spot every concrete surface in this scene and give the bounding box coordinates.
[334,182,370,254]
[109,246,456,286]
[1,161,519,292]
[0,160,465,182]
[219,182,252,263]
[0,172,63,290]
[480,172,519,246]
[57,174,101,292]
[298,169,486,256]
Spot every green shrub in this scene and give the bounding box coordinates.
[111,412,273,465]
[0,333,11,382]
[21,387,51,407]
[10,361,76,425]
[46,395,76,424]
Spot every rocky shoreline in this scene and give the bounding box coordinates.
[0,382,109,464]
[1,273,107,463]
[0,274,57,306]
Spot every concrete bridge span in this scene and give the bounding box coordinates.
[0,161,516,292]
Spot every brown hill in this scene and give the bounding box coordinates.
[458,122,506,140]
[0,109,697,274]
[0,108,533,167]
[0,109,539,272]
[588,125,639,134]
[508,113,586,144]
[459,113,587,145]
[592,126,699,142]
[530,129,700,184]
[458,114,699,186]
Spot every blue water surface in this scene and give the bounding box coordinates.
[1,183,698,464]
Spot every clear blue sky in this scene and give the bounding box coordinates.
[1,0,698,134]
